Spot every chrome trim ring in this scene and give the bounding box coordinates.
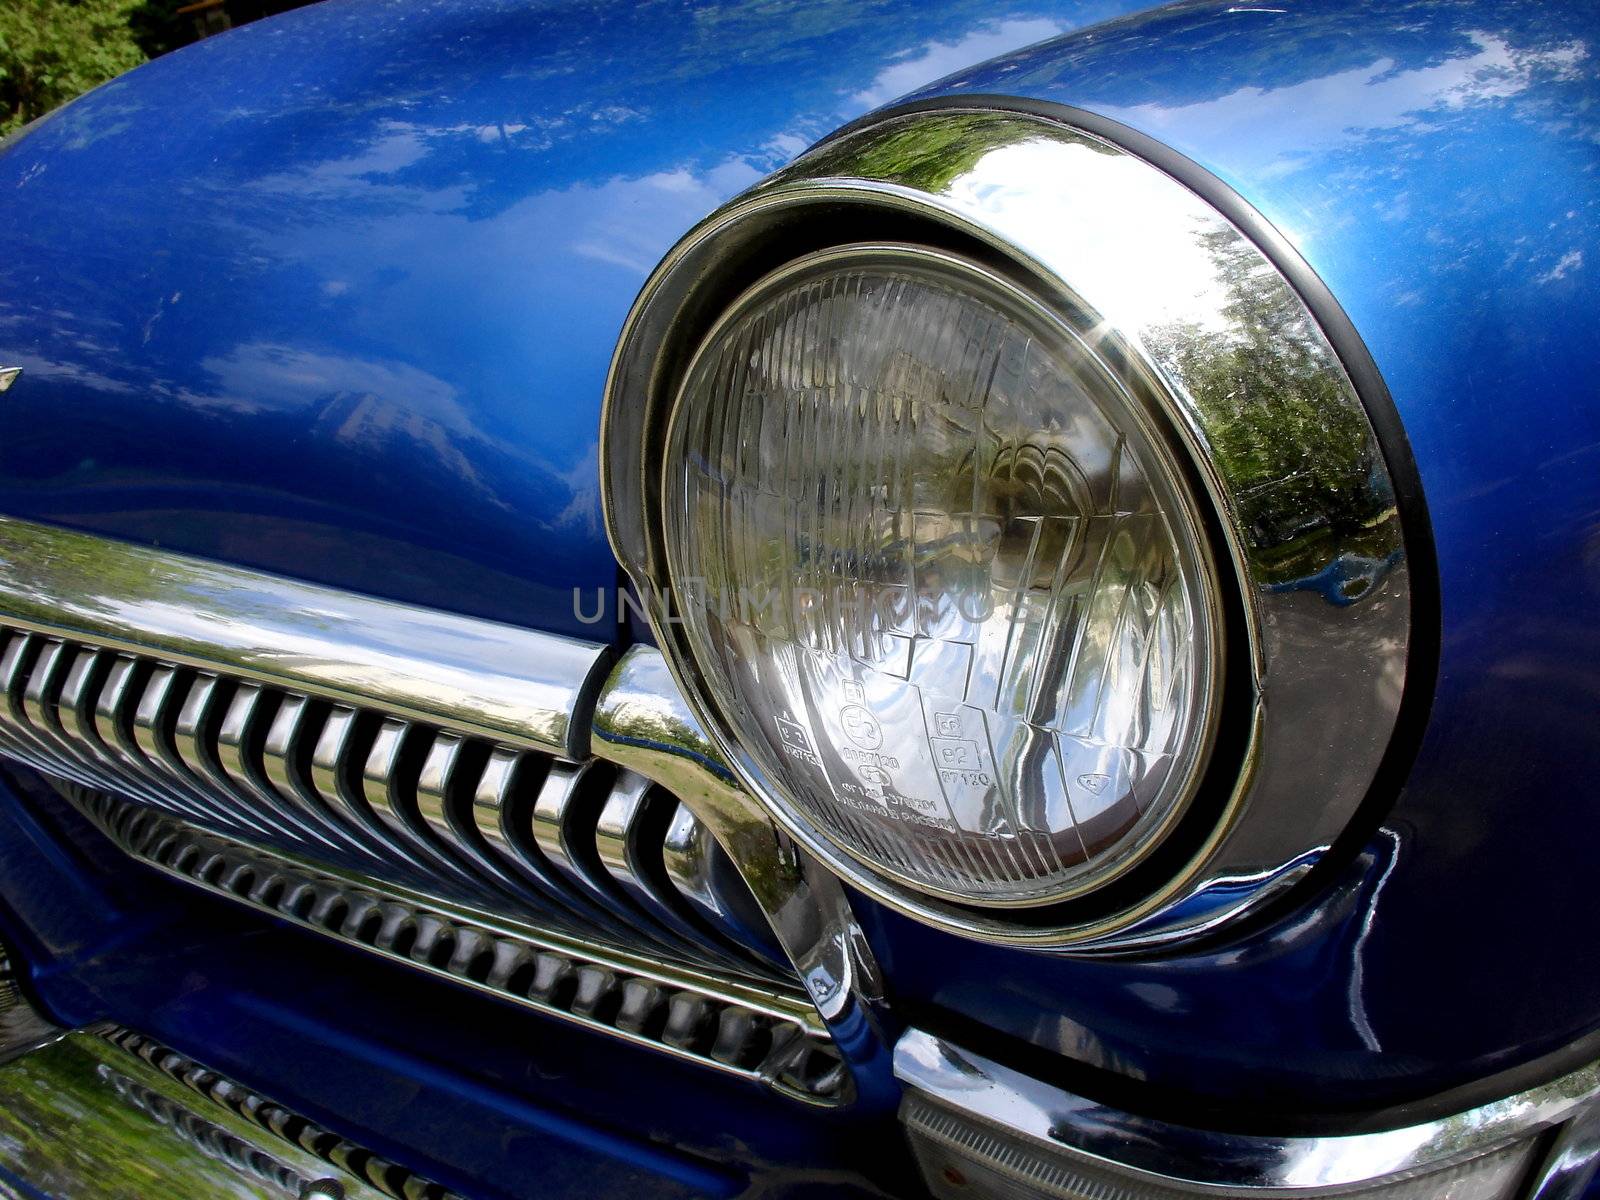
[601,105,1413,950]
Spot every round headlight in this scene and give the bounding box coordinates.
[603,107,1417,949]
[661,246,1222,905]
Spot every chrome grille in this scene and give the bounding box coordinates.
[0,517,877,1107]
[0,626,784,983]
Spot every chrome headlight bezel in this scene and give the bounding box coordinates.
[602,104,1417,950]
[658,240,1232,909]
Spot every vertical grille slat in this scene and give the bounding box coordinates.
[21,639,81,767]
[60,647,162,805]
[2,635,86,780]
[116,662,237,828]
[470,747,572,901]
[173,672,299,842]
[414,734,536,907]
[216,683,348,854]
[594,775,761,967]
[310,706,435,880]
[528,761,707,958]
[53,647,116,785]
[131,665,262,838]
[10,637,90,784]
[262,693,386,859]
[362,718,486,892]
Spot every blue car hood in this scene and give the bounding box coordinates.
[0,0,1149,637]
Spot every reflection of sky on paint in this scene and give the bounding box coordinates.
[163,10,1110,530]
[916,9,1596,282]
[0,0,1198,630]
[851,17,1067,109]
[1107,30,1588,181]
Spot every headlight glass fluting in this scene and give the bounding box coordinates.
[662,247,1223,906]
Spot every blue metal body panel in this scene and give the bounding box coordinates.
[0,0,1145,637]
[0,0,1597,1178]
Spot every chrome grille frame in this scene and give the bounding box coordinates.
[0,516,891,1105]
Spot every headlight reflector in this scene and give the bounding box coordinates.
[663,247,1221,905]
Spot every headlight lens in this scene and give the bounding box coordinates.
[663,246,1222,906]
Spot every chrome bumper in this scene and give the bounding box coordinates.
[895,1029,1600,1200]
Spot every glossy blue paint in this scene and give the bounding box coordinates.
[0,0,1146,637]
[0,0,1596,1152]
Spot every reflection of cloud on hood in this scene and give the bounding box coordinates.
[570,154,768,274]
[1537,249,1584,285]
[850,18,1065,110]
[447,103,648,153]
[252,121,434,195]
[1110,32,1588,179]
[184,342,601,521]
[193,341,463,417]
[316,391,509,510]
[550,440,601,534]
[183,343,501,505]
[2,350,137,398]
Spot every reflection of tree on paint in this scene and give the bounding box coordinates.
[0,1037,284,1199]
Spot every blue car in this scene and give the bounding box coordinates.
[0,1,1595,1197]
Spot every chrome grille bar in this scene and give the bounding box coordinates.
[0,516,609,758]
[0,621,784,983]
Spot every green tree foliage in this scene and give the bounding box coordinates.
[0,0,150,136]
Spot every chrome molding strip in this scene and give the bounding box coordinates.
[0,1023,457,1200]
[71,791,849,1105]
[0,516,611,759]
[600,105,1413,950]
[895,1028,1600,1197]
